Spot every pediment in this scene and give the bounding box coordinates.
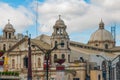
[6,36,51,55]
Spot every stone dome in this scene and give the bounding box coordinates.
[89,29,114,41]
[3,20,15,32]
[88,20,115,49]
[54,15,66,28]
[55,19,64,25]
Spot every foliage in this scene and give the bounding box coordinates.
[0,71,19,76]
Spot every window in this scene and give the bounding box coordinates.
[38,58,41,68]
[55,41,57,48]
[9,33,11,39]
[3,44,6,51]
[102,60,107,80]
[62,54,65,59]
[68,55,70,62]
[12,59,15,69]
[60,29,63,34]
[54,54,57,62]
[95,44,98,46]
[61,40,64,47]
[105,44,108,49]
[57,28,60,34]
[116,61,120,80]
[24,56,28,68]
[67,42,69,48]
[98,75,101,80]
[5,32,7,38]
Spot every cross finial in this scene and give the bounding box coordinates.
[99,18,104,29]
[59,15,61,20]
[100,18,103,23]
[8,19,10,23]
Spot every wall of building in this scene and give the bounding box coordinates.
[90,70,103,80]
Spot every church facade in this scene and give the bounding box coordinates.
[1,16,120,80]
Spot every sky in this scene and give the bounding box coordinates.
[0,0,120,46]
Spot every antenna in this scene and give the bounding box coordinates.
[111,24,116,45]
[35,0,38,37]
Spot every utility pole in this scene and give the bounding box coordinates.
[27,36,32,80]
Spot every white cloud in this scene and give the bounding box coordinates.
[35,0,120,35]
[0,0,120,44]
[0,2,34,33]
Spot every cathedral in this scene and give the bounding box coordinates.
[1,16,120,80]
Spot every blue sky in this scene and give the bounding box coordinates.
[0,0,120,46]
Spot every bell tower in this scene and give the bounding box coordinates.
[3,20,15,39]
[51,15,70,64]
[0,20,17,51]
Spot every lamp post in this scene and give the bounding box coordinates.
[96,55,120,80]
[45,43,64,80]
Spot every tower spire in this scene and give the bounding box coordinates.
[8,19,10,24]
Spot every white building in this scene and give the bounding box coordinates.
[2,16,120,80]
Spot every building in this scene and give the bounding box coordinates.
[2,16,120,80]
[0,20,24,51]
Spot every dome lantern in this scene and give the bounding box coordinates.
[99,19,104,29]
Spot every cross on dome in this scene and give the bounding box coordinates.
[8,19,10,24]
[59,15,61,20]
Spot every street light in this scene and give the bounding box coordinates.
[96,55,120,80]
[45,43,64,80]
[27,34,64,80]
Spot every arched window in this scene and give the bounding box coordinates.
[12,59,15,69]
[3,44,6,51]
[116,61,120,80]
[61,40,64,47]
[61,54,65,59]
[38,58,41,68]
[67,42,69,48]
[95,44,98,46]
[23,56,28,68]
[102,60,107,80]
[5,32,7,38]
[60,29,63,34]
[68,55,70,62]
[98,75,101,80]
[55,41,57,47]
[9,33,11,39]
[57,28,60,34]
[54,54,57,62]
[105,44,108,49]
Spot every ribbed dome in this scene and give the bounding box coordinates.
[4,23,13,29]
[55,19,65,25]
[88,20,115,49]
[3,20,15,32]
[54,15,66,28]
[89,29,114,41]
